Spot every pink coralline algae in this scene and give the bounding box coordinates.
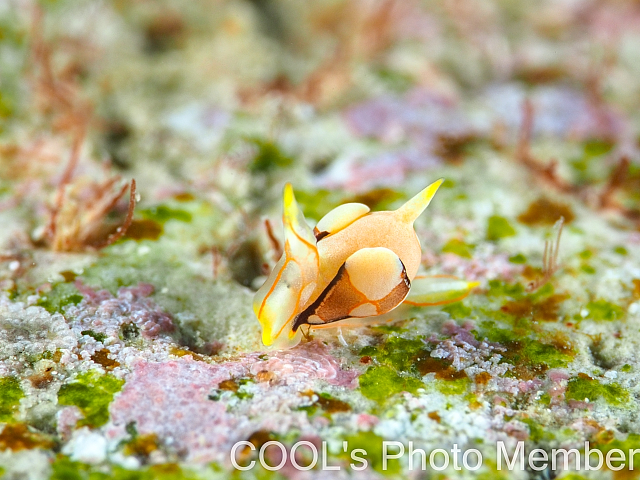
[484,84,626,141]
[68,282,174,339]
[56,406,84,441]
[108,357,245,463]
[328,89,473,190]
[428,321,512,389]
[107,342,358,463]
[344,89,470,144]
[323,148,441,191]
[249,341,359,388]
[435,247,523,283]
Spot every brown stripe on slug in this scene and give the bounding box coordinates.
[313,226,330,241]
[292,256,410,332]
[293,262,358,331]
[376,269,411,313]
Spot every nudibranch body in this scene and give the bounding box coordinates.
[253,179,479,349]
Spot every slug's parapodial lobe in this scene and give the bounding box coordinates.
[313,178,444,293]
[292,247,411,331]
[253,184,318,347]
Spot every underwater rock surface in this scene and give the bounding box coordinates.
[1,0,640,479]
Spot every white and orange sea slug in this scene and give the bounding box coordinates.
[253,179,479,349]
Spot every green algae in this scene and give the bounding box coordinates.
[418,356,468,381]
[593,433,640,475]
[441,238,474,258]
[359,366,424,404]
[81,330,107,343]
[37,283,83,314]
[579,249,593,260]
[140,205,192,224]
[583,138,614,157]
[521,418,555,443]
[475,468,511,480]
[486,215,516,241]
[476,323,574,377]
[40,351,55,360]
[293,189,341,221]
[614,246,628,256]
[294,188,404,221]
[127,200,204,241]
[230,466,288,480]
[538,393,551,406]
[0,92,13,121]
[50,456,201,480]
[435,377,470,395]
[313,392,351,413]
[249,139,293,173]
[441,302,472,320]
[505,335,572,369]
[486,280,525,299]
[360,335,426,374]
[556,474,589,480]
[123,203,193,241]
[621,364,632,372]
[374,67,414,93]
[361,334,466,379]
[579,251,597,274]
[580,265,596,274]
[508,253,527,264]
[123,432,160,461]
[234,379,254,401]
[371,324,404,334]
[60,270,78,282]
[565,374,629,405]
[0,377,24,422]
[339,431,402,476]
[584,300,625,321]
[359,333,471,401]
[57,371,125,428]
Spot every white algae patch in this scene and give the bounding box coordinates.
[0,295,76,377]
[63,428,108,464]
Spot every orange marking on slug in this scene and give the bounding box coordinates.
[257,258,289,319]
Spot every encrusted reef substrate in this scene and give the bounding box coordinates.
[2,0,640,478]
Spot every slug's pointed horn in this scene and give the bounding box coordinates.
[283,183,316,249]
[395,178,444,224]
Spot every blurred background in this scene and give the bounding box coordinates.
[1,0,639,286]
